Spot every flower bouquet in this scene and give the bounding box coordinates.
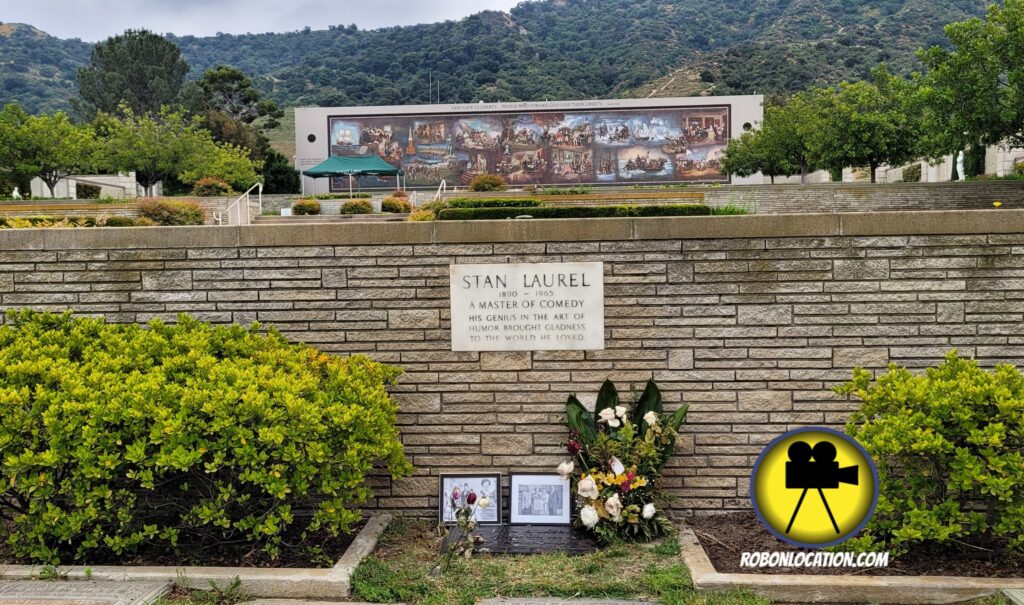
[558,379,687,542]
[437,486,491,573]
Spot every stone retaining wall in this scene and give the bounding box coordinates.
[2,210,1023,515]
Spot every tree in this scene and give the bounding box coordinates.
[76,30,190,117]
[95,108,262,196]
[261,149,300,194]
[916,0,1024,155]
[721,94,820,184]
[19,112,97,197]
[0,103,30,195]
[806,75,919,183]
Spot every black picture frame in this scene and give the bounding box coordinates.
[438,473,502,526]
[509,473,572,526]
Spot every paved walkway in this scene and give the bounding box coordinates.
[0,581,171,605]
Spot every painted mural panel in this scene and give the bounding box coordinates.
[326,105,730,190]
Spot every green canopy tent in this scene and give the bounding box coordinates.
[302,155,405,197]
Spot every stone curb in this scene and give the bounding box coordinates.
[0,514,392,600]
[678,527,1024,604]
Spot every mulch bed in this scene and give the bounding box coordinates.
[0,519,364,569]
[689,511,1024,578]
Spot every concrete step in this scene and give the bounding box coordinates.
[0,580,173,605]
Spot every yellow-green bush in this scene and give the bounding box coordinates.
[380,197,412,213]
[137,199,205,226]
[838,352,1024,555]
[0,311,412,564]
[292,199,322,215]
[468,174,507,192]
[340,199,373,214]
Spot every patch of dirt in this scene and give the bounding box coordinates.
[0,519,364,569]
[689,511,1024,577]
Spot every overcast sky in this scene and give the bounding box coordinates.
[6,0,524,41]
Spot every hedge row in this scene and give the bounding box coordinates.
[305,193,372,200]
[436,204,714,221]
[446,198,545,209]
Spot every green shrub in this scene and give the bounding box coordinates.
[1015,162,1024,178]
[76,184,101,199]
[292,199,322,215]
[380,197,412,213]
[468,174,507,192]
[0,216,98,229]
[901,163,922,183]
[103,216,136,227]
[136,199,205,226]
[408,209,435,222]
[436,204,713,221]
[0,311,413,564]
[710,205,749,215]
[132,217,158,227]
[341,199,373,214]
[191,177,234,197]
[447,198,544,209]
[837,352,1024,555]
[307,193,372,200]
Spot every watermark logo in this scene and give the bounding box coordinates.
[750,427,879,549]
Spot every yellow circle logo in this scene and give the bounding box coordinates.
[750,427,878,548]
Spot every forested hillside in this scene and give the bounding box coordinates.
[0,0,992,114]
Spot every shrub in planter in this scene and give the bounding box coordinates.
[341,199,373,214]
[447,198,544,209]
[136,199,204,226]
[191,177,234,197]
[468,173,507,192]
[0,311,413,564]
[292,199,322,215]
[561,380,688,542]
[381,197,412,213]
[308,193,372,200]
[408,209,435,222]
[76,183,102,199]
[388,189,408,198]
[132,216,158,227]
[837,352,1024,555]
[901,163,922,183]
[103,216,136,227]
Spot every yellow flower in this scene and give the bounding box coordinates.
[994,201,1003,208]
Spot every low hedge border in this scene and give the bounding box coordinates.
[446,198,545,209]
[437,204,714,221]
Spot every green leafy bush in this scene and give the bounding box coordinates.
[436,204,713,221]
[380,197,412,213]
[710,205,749,215]
[76,184,102,199]
[341,199,373,214]
[901,163,922,183]
[468,174,507,192]
[136,199,205,226]
[0,311,413,564]
[103,216,136,227]
[537,186,594,195]
[292,199,322,215]
[447,198,544,209]
[191,177,234,197]
[408,209,435,222]
[837,352,1024,555]
[1015,162,1024,178]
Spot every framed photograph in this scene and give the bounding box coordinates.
[438,473,501,525]
[510,474,571,525]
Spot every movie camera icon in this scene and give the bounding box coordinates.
[784,440,859,535]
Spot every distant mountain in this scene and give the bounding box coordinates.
[0,0,991,115]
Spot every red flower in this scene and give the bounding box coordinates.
[567,439,581,455]
[620,482,632,494]
[467,491,477,505]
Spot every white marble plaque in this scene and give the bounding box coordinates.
[450,262,604,352]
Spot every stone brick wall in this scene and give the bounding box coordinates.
[2,210,1023,516]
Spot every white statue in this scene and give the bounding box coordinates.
[956,150,966,182]
[10,187,21,200]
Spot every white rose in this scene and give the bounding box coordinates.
[608,418,621,428]
[614,405,627,418]
[643,411,659,426]
[580,505,600,528]
[609,457,625,475]
[557,460,575,480]
[605,493,622,518]
[597,408,616,423]
[642,503,656,519]
[577,475,600,499]
[478,496,491,509]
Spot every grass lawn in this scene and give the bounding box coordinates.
[350,517,769,605]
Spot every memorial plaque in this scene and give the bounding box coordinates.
[450,262,604,352]
[0,581,171,605]
[443,525,599,556]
